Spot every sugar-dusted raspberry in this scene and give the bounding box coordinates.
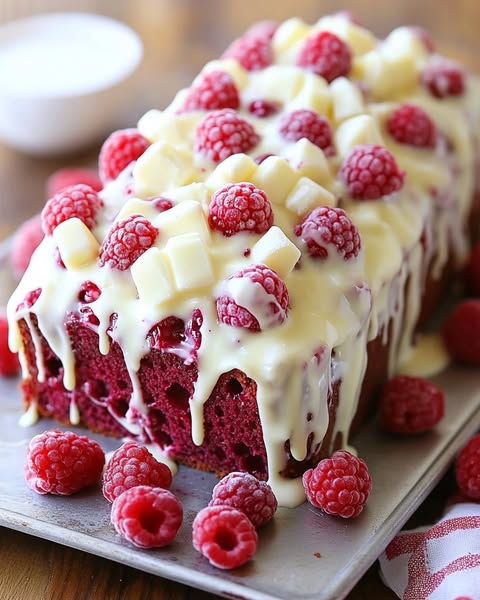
[443,299,480,365]
[78,280,101,304]
[339,144,405,200]
[244,20,278,41]
[248,99,281,118]
[103,441,172,502]
[24,430,105,495]
[182,70,240,112]
[99,128,150,182]
[422,59,466,98]
[208,182,273,237]
[10,214,44,278]
[296,30,352,83]
[222,34,272,71]
[195,109,260,163]
[209,472,277,528]
[278,109,334,155]
[0,309,20,376]
[216,264,289,332]
[41,184,103,235]
[456,434,480,500]
[294,206,361,261]
[111,485,183,548]
[379,375,445,434]
[387,104,437,148]
[99,214,158,271]
[146,196,173,212]
[302,450,372,518]
[465,240,480,296]
[46,167,102,197]
[192,505,258,569]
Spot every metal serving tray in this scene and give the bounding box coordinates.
[0,239,479,600]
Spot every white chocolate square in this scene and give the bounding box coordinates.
[251,226,300,279]
[251,156,298,205]
[116,198,159,222]
[335,115,384,158]
[165,233,214,290]
[330,77,365,123]
[207,154,257,190]
[52,218,99,270]
[154,200,211,244]
[283,138,331,185]
[285,177,336,216]
[130,247,175,305]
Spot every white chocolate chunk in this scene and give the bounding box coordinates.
[52,218,99,270]
[246,65,305,104]
[201,59,249,91]
[116,198,160,222]
[251,226,301,278]
[313,16,376,55]
[133,141,196,197]
[206,154,257,190]
[335,114,384,158]
[330,77,365,122]
[137,109,199,146]
[289,71,332,115]
[131,247,175,305]
[154,200,211,243]
[272,18,310,56]
[283,138,331,185]
[286,177,336,216]
[251,156,298,205]
[165,233,214,290]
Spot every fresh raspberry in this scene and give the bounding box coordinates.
[379,375,445,434]
[216,264,289,332]
[456,434,480,500]
[41,184,103,235]
[278,109,334,155]
[339,144,405,200]
[111,485,183,548]
[195,109,260,163]
[46,167,102,197]
[222,34,273,71]
[422,59,466,98]
[209,472,277,528]
[99,128,150,182]
[192,505,258,569]
[465,241,480,296]
[294,206,361,261]
[443,300,480,365]
[24,430,105,495]
[99,215,158,271]
[248,99,281,118]
[208,182,273,237]
[182,70,240,112]
[302,450,372,518]
[10,214,44,278]
[0,309,20,376]
[387,104,437,148]
[296,30,352,83]
[147,316,186,350]
[103,441,172,502]
[78,280,101,304]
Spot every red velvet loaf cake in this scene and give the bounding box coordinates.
[8,13,480,506]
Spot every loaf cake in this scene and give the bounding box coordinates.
[7,13,480,507]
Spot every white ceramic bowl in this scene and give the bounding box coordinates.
[0,12,143,155]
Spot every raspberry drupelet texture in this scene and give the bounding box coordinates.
[209,471,277,528]
[296,30,352,83]
[422,59,466,98]
[456,434,480,500]
[465,241,480,296]
[24,430,105,495]
[248,99,281,118]
[302,450,372,518]
[222,33,273,71]
[111,485,183,548]
[208,182,274,237]
[278,109,334,155]
[216,264,289,332]
[181,70,240,112]
[0,310,20,376]
[443,299,480,365]
[99,214,158,271]
[99,128,150,182]
[103,441,173,502]
[192,505,258,569]
[46,167,102,197]
[10,214,44,279]
[339,144,405,200]
[379,375,445,434]
[41,184,103,235]
[294,206,361,261]
[195,109,260,163]
[387,104,437,148]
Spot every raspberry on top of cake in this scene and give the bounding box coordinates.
[7,12,480,507]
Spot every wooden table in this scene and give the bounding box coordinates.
[0,1,478,598]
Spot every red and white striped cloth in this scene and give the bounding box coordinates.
[379,502,480,599]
